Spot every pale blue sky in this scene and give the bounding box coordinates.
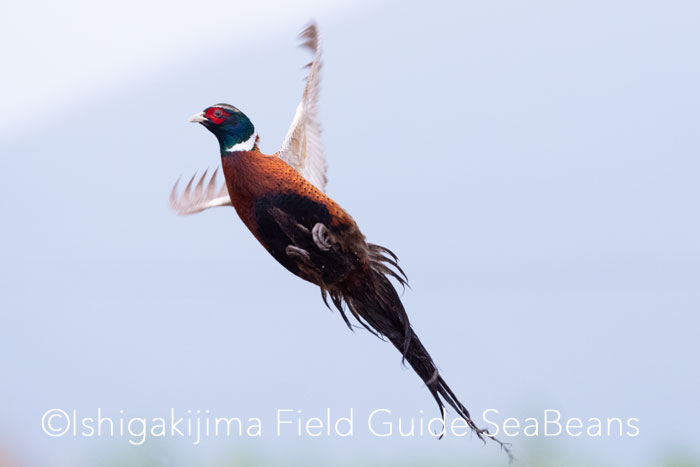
[1,1,699,465]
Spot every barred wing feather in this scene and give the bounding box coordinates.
[169,168,231,216]
[277,23,328,192]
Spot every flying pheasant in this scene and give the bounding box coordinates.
[171,24,511,460]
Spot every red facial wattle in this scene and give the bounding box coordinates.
[205,107,229,125]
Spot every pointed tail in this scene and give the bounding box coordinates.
[325,244,513,461]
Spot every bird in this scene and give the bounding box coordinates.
[171,23,512,460]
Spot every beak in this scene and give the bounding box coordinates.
[188,111,207,123]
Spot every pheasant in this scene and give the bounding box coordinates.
[171,23,512,460]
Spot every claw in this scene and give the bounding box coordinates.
[312,223,332,251]
[286,245,311,261]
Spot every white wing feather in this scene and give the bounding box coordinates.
[277,23,328,192]
[169,168,231,215]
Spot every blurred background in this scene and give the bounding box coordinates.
[1,0,699,465]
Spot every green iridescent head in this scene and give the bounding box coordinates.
[188,103,257,153]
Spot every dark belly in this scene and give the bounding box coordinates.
[252,192,355,284]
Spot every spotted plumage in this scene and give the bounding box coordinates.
[171,23,512,461]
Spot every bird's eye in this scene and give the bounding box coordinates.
[213,109,224,118]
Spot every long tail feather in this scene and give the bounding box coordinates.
[329,243,514,462]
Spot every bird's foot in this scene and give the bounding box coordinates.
[286,245,311,261]
[312,223,332,251]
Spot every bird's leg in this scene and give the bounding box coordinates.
[285,245,311,261]
[269,207,311,245]
[286,245,326,285]
[312,223,333,251]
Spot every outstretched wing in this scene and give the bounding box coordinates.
[169,167,231,216]
[277,23,327,192]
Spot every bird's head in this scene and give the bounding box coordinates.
[188,103,257,153]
